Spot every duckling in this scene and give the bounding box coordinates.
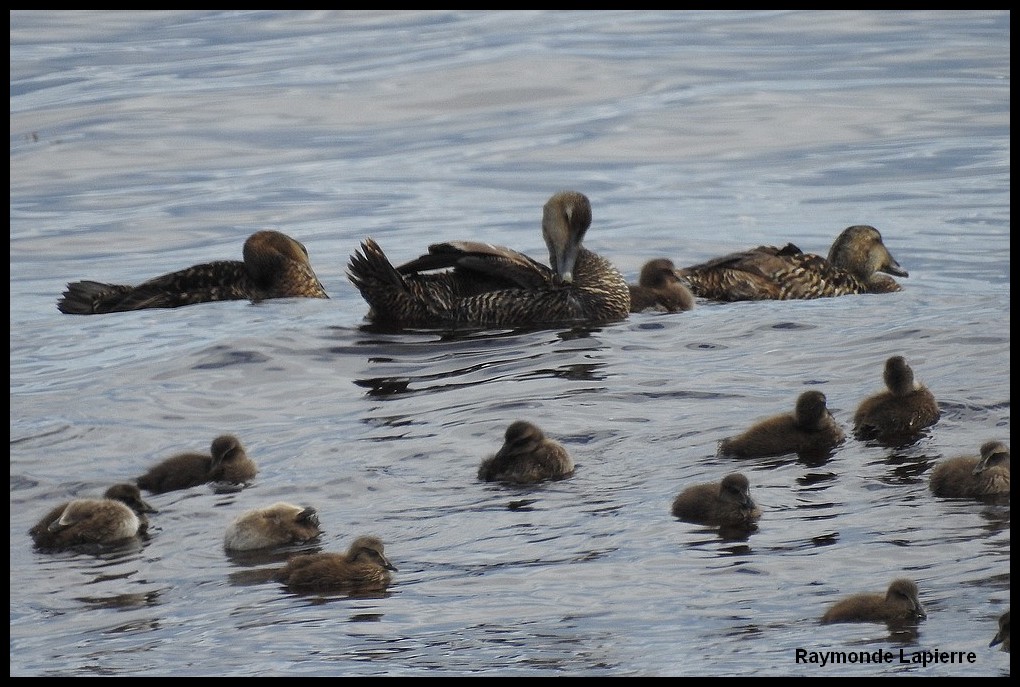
[628,258,694,313]
[276,536,397,594]
[477,420,575,484]
[224,502,323,551]
[929,441,1010,499]
[29,483,156,549]
[137,434,257,494]
[671,472,762,529]
[990,609,1010,653]
[57,230,328,314]
[347,190,631,329]
[719,390,845,459]
[853,356,940,443]
[677,225,907,301]
[821,578,927,625]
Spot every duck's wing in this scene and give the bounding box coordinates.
[397,241,554,292]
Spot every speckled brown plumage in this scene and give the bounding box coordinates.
[719,390,845,459]
[677,225,907,301]
[57,230,328,314]
[821,578,927,625]
[929,441,1010,499]
[346,191,631,329]
[477,420,575,484]
[276,536,397,594]
[29,483,156,550]
[853,356,940,444]
[628,258,694,313]
[136,434,257,494]
[671,472,762,529]
[224,502,323,551]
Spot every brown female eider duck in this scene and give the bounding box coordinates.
[136,434,257,494]
[276,536,397,594]
[57,230,328,314]
[30,483,156,549]
[628,258,695,313]
[224,502,323,551]
[719,390,845,459]
[929,440,1010,499]
[347,191,631,329]
[853,356,940,443]
[821,578,927,625]
[676,225,907,301]
[477,420,575,485]
[671,472,762,529]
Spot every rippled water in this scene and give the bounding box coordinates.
[10,10,1010,677]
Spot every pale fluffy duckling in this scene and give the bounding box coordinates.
[671,472,762,529]
[477,420,575,484]
[276,536,397,594]
[628,258,695,313]
[137,434,257,494]
[29,483,156,550]
[853,356,940,443]
[224,502,323,551]
[821,578,927,625]
[719,390,845,459]
[930,441,1010,499]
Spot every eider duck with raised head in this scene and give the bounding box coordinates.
[30,483,157,550]
[347,191,631,329]
[677,225,907,301]
[57,230,328,314]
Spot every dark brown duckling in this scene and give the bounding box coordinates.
[136,434,257,494]
[821,578,927,625]
[347,190,631,329]
[677,225,907,301]
[628,258,694,313]
[224,502,323,551]
[477,420,575,484]
[57,230,328,314]
[29,483,156,550]
[853,355,940,443]
[671,472,762,529]
[929,440,1010,499]
[276,536,397,594]
[719,390,845,459]
[990,609,1010,653]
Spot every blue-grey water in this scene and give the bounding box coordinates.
[9,10,1010,677]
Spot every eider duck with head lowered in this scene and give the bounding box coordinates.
[30,483,156,550]
[57,230,328,314]
[347,191,631,330]
[677,225,907,301]
[628,258,694,313]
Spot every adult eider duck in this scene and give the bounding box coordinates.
[477,420,575,485]
[137,434,257,494]
[719,390,845,459]
[929,440,1010,499]
[346,190,631,329]
[57,230,328,314]
[671,472,762,529]
[29,483,156,550]
[224,502,323,551]
[676,225,907,301]
[628,258,695,313]
[821,578,927,625]
[853,355,940,444]
[276,536,397,594]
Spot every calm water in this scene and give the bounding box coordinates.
[9,10,1010,677]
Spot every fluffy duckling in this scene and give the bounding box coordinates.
[853,356,940,443]
[929,440,1010,499]
[477,420,575,484]
[29,483,156,550]
[990,609,1010,653]
[719,390,845,459]
[276,536,397,594]
[57,230,329,314]
[821,578,927,625]
[224,502,323,551]
[137,434,257,494]
[628,258,694,313]
[671,472,762,529]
